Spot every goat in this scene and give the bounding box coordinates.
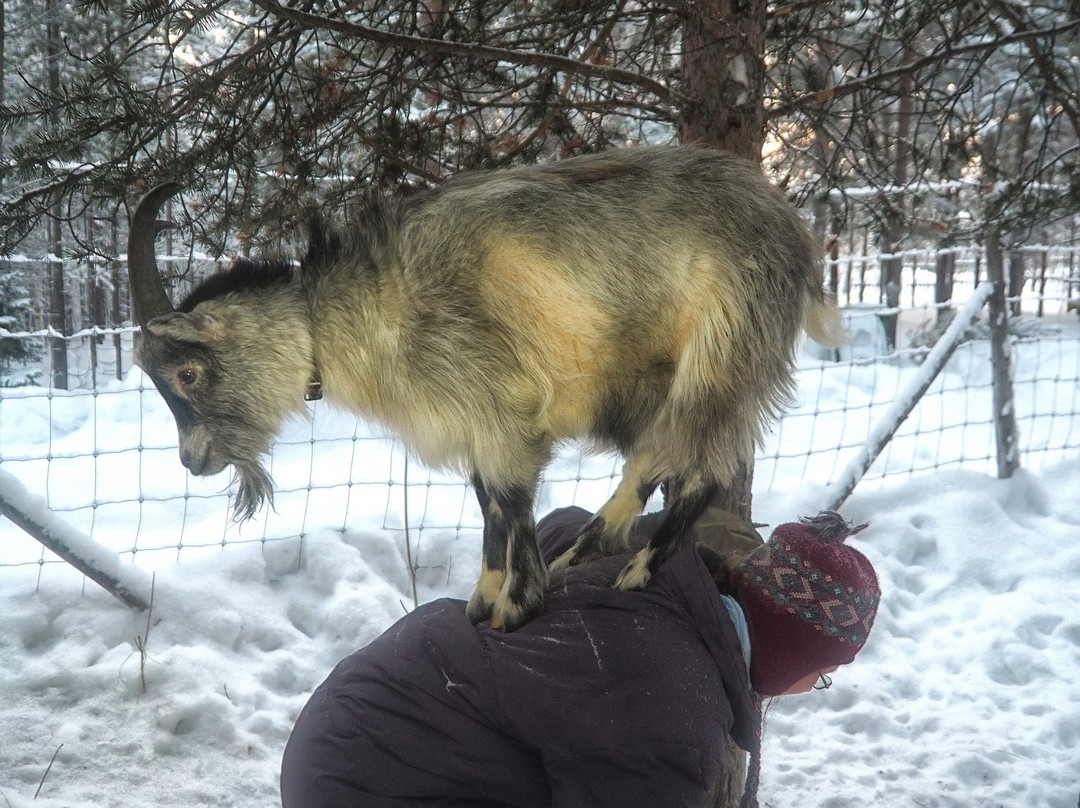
[127,146,843,631]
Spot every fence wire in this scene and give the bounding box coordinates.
[1,247,1078,589]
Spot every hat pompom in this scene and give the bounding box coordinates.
[798,510,869,543]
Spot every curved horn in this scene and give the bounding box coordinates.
[127,183,182,326]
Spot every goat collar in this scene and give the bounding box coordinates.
[303,294,323,401]
[304,367,323,401]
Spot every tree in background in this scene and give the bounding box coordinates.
[768,1,1079,267]
[0,260,40,384]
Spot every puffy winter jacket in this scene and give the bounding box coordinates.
[280,506,761,808]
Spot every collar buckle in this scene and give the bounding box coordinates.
[304,372,323,401]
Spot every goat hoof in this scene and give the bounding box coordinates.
[490,580,545,632]
[490,599,537,632]
[489,605,520,632]
[466,564,508,624]
[466,592,495,625]
[548,548,578,573]
[549,539,610,572]
[613,549,655,591]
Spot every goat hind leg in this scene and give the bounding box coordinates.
[614,473,718,591]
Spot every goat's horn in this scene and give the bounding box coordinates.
[127,183,182,326]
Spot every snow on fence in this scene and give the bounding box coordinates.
[1,245,1078,598]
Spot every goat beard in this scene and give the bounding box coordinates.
[230,461,275,522]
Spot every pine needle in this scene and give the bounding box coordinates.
[34,743,63,799]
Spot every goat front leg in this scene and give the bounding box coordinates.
[466,477,547,632]
[614,473,718,591]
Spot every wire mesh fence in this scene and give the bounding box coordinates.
[1,245,1078,591]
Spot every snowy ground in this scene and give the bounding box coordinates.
[1,335,1079,807]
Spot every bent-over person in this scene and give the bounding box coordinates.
[280,499,880,808]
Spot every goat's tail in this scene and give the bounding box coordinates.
[790,216,845,350]
[804,296,846,348]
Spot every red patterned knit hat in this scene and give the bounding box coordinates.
[733,511,880,697]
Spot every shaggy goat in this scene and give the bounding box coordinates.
[128,146,843,631]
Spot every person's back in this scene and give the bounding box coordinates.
[281,506,761,808]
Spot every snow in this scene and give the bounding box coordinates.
[762,466,1080,808]
[2,345,1080,807]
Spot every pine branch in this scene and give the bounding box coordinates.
[247,0,679,105]
[770,17,1080,118]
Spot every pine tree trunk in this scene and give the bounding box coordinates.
[678,3,766,805]
[881,44,914,350]
[111,211,124,380]
[1007,248,1025,318]
[46,0,68,389]
[678,0,766,158]
[676,0,766,523]
[47,205,68,390]
[935,247,955,328]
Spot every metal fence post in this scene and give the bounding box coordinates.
[0,469,152,610]
[825,282,996,511]
[983,229,1021,479]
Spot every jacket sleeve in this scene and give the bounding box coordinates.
[543,742,723,808]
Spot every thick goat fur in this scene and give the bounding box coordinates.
[132,146,843,630]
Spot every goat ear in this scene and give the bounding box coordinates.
[145,311,229,346]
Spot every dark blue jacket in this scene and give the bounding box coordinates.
[280,507,761,808]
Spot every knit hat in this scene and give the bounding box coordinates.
[733,511,880,697]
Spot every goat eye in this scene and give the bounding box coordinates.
[177,368,197,386]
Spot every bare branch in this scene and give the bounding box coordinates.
[770,16,1080,118]
[248,0,680,105]
[985,0,1080,138]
